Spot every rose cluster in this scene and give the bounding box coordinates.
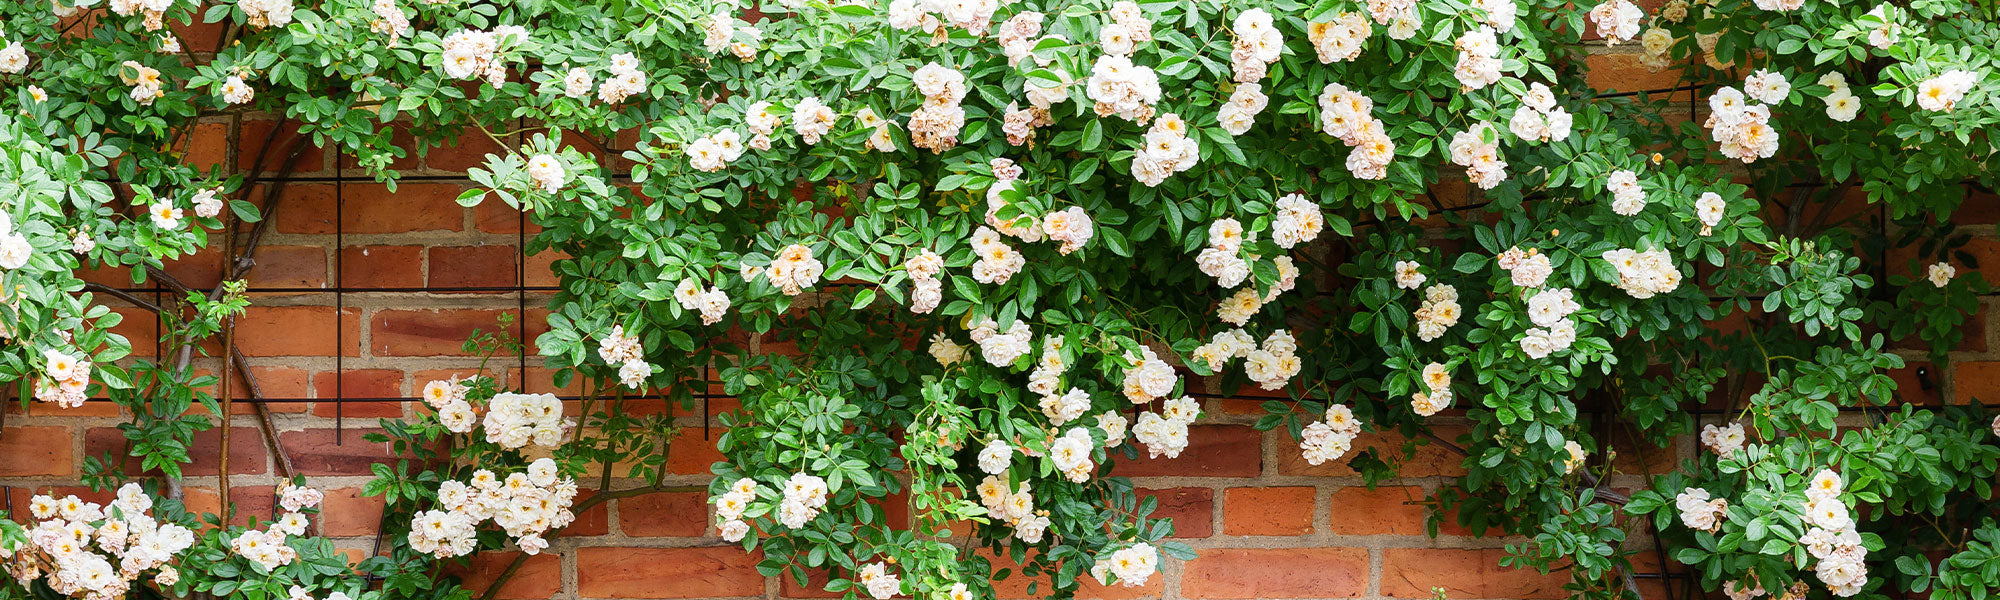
[909,63,969,153]
[1299,403,1362,465]
[975,476,1051,543]
[1229,9,1283,83]
[1132,396,1201,458]
[1604,247,1683,299]
[7,485,197,600]
[1448,122,1508,189]
[1453,27,1503,92]
[1699,421,1747,457]
[1674,487,1727,532]
[1306,12,1371,64]
[1588,0,1644,44]
[230,486,325,571]
[673,278,732,326]
[439,27,529,89]
[903,249,945,314]
[35,348,93,408]
[1800,470,1869,596]
[711,477,762,542]
[1411,362,1453,416]
[1706,82,1781,164]
[1519,287,1582,359]
[1317,83,1395,180]
[1413,283,1462,342]
[762,244,826,295]
[970,226,1027,285]
[1090,543,1160,588]
[411,459,580,557]
[777,472,830,529]
[970,318,1032,366]
[1243,329,1302,391]
[1130,113,1199,187]
[1510,82,1574,144]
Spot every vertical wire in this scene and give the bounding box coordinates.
[335,161,345,444]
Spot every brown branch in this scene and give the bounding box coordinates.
[83,283,168,313]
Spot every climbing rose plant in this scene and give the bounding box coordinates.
[3,0,2000,598]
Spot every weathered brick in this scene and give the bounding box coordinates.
[320,487,385,536]
[1114,425,1261,478]
[238,119,327,173]
[1276,428,1469,477]
[0,427,75,477]
[429,244,520,289]
[1326,485,1431,536]
[370,309,544,356]
[245,245,327,289]
[236,306,361,357]
[276,183,466,234]
[1380,548,1568,599]
[1181,548,1368,599]
[1223,487,1315,536]
[277,428,392,476]
[450,551,563,600]
[311,369,405,418]
[340,245,426,289]
[1142,487,1214,538]
[576,547,764,598]
[85,426,264,477]
[618,492,709,536]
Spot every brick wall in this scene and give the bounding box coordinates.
[4,36,1997,600]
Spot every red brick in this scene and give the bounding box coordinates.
[1276,428,1469,477]
[1182,548,1368,599]
[277,428,392,476]
[425,133,508,172]
[1114,425,1261,478]
[429,245,520,289]
[309,368,405,417]
[85,426,264,477]
[576,547,764,598]
[244,366,311,410]
[370,309,546,356]
[620,492,708,537]
[0,427,74,477]
[569,489,611,537]
[185,122,230,173]
[245,245,327,289]
[184,485,277,528]
[1887,363,1940,406]
[338,245,426,289]
[238,120,327,173]
[1584,52,1688,98]
[668,426,726,475]
[321,487,385,536]
[525,250,566,287]
[160,247,224,289]
[1954,361,2000,405]
[1223,487,1314,536]
[1325,486,1431,536]
[779,568,846,599]
[1380,548,1568,599]
[276,183,466,234]
[236,306,361,357]
[475,201,542,234]
[451,551,563,600]
[1143,487,1213,538]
